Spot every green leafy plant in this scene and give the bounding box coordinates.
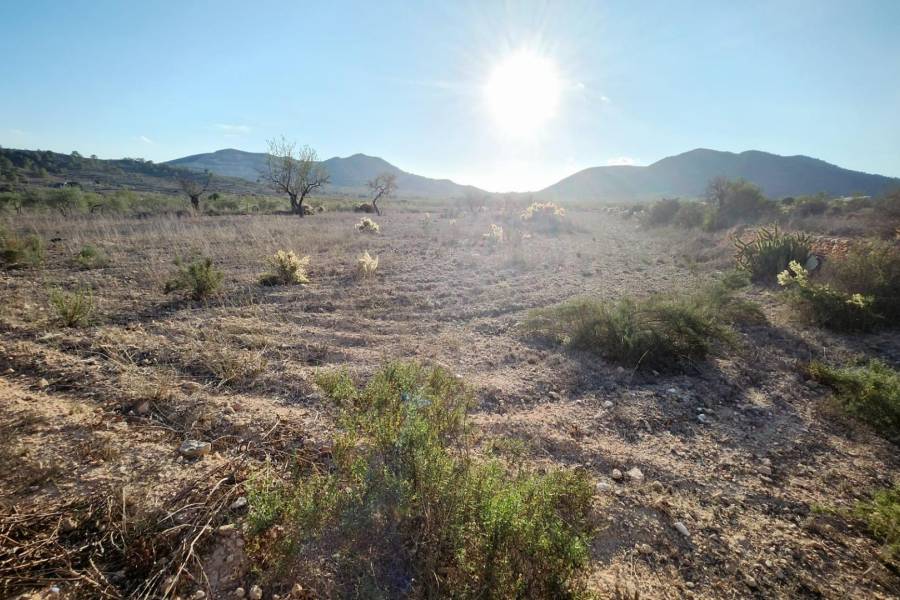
[49,287,95,327]
[247,362,595,598]
[75,244,108,269]
[523,273,761,371]
[0,228,44,269]
[163,256,223,300]
[642,198,681,227]
[807,359,900,442]
[825,241,900,323]
[733,224,812,283]
[779,261,882,331]
[259,250,310,285]
[854,484,900,562]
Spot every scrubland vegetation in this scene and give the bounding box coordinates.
[1,175,899,599]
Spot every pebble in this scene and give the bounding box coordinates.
[596,481,614,493]
[602,400,614,409]
[626,467,644,483]
[744,575,758,589]
[611,468,623,480]
[38,378,50,389]
[697,414,709,424]
[230,496,248,510]
[616,366,625,374]
[179,439,211,459]
[192,592,206,600]
[249,585,263,600]
[49,586,60,595]
[233,588,245,598]
[674,521,690,537]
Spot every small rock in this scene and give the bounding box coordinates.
[637,543,652,555]
[179,439,211,459]
[596,481,613,493]
[674,521,690,537]
[697,414,709,424]
[744,575,758,589]
[616,366,625,374]
[49,586,61,595]
[38,378,50,389]
[627,467,644,483]
[292,583,303,595]
[4,368,14,374]
[136,401,150,415]
[192,592,206,600]
[611,468,623,480]
[249,585,263,600]
[230,496,248,510]
[233,589,246,599]
[602,400,614,409]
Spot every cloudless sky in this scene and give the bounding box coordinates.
[1,0,898,191]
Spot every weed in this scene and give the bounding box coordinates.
[807,359,900,441]
[163,256,223,300]
[524,273,760,371]
[484,223,505,243]
[75,244,108,269]
[734,224,812,283]
[355,217,380,233]
[259,250,310,285]
[853,484,900,562]
[825,240,900,323]
[0,228,44,269]
[521,202,569,233]
[642,198,681,227]
[189,338,267,388]
[49,287,95,327]
[248,362,595,598]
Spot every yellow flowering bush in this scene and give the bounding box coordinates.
[778,260,880,330]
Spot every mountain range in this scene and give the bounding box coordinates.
[166,147,899,202]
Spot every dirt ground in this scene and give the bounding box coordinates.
[1,208,898,599]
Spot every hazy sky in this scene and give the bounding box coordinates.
[1,0,898,191]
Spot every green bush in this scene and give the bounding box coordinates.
[779,261,882,331]
[75,244,108,269]
[734,224,812,283]
[642,198,681,226]
[247,362,595,598]
[523,273,761,371]
[0,228,44,269]
[163,256,223,300]
[854,485,900,562]
[704,178,774,229]
[673,201,707,228]
[808,360,900,441]
[49,287,95,327]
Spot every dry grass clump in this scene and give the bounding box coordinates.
[164,256,224,300]
[259,249,310,285]
[484,223,504,244]
[355,217,380,233]
[49,286,95,327]
[0,227,44,269]
[854,484,900,562]
[188,337,268,388]
[521,202,569,233]
[356,250,379,280]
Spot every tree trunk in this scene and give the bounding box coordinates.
[297,196,306,217]
[190,195,200,212]
[289,193,301,216]
[372,198,381,216]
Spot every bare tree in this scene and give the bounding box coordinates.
[367,172,397,216]
[177,170,212,212]
[263,137,330,217]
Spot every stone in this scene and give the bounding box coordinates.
[233,589,245,598]
[596,481,614,493]
[611,468,623,480]
[179,439,211,459]
[49,587,60,595]
[136,401,150,415]
[627,467,644,483]
[192,592,206,600]
[744,575,758,589]
[602,400,614,409]
[230,496,248,510]
[697,414,709,424]
[38,378,50,389]
[249,585,263,600]
[674,521,690,537]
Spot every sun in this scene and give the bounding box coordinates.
[484,49,562,137]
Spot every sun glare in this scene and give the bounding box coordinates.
[485,50,562,137]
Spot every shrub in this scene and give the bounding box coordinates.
[673,201,707,228]
[808,360,900,442]
[484,223,504,243]
[704,178,774,229]
[355,250,379,280]
[779,261,882,331]
[642,198,681,227]
[49,287,95,327]
[734,224,812,283]
[259,250,310,286]
[523,273,761,371]
[825,241,900,323]
[163,256,223,300]
[75,244,108,269]
[854,485,900,561]
[0,228,44,269]
[189,340,267,388]
[247,363,595,598]
[355,217,380,233]
[521,202,569,233]
[792,195,830,218]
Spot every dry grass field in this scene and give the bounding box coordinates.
[1,206,899,599]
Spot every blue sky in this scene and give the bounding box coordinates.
[1,0,898,191]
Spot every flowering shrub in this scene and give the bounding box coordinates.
[356,217,380,233]
[259,250,310,285]
[733,225,812,283]
[778,260,880,330]
[356,250,379,279]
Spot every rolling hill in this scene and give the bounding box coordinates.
[538,149,900,202]
[166,149,484,198]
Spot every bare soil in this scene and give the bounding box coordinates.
[1,209,898,599]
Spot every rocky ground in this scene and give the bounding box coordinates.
[1,209,898,598]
